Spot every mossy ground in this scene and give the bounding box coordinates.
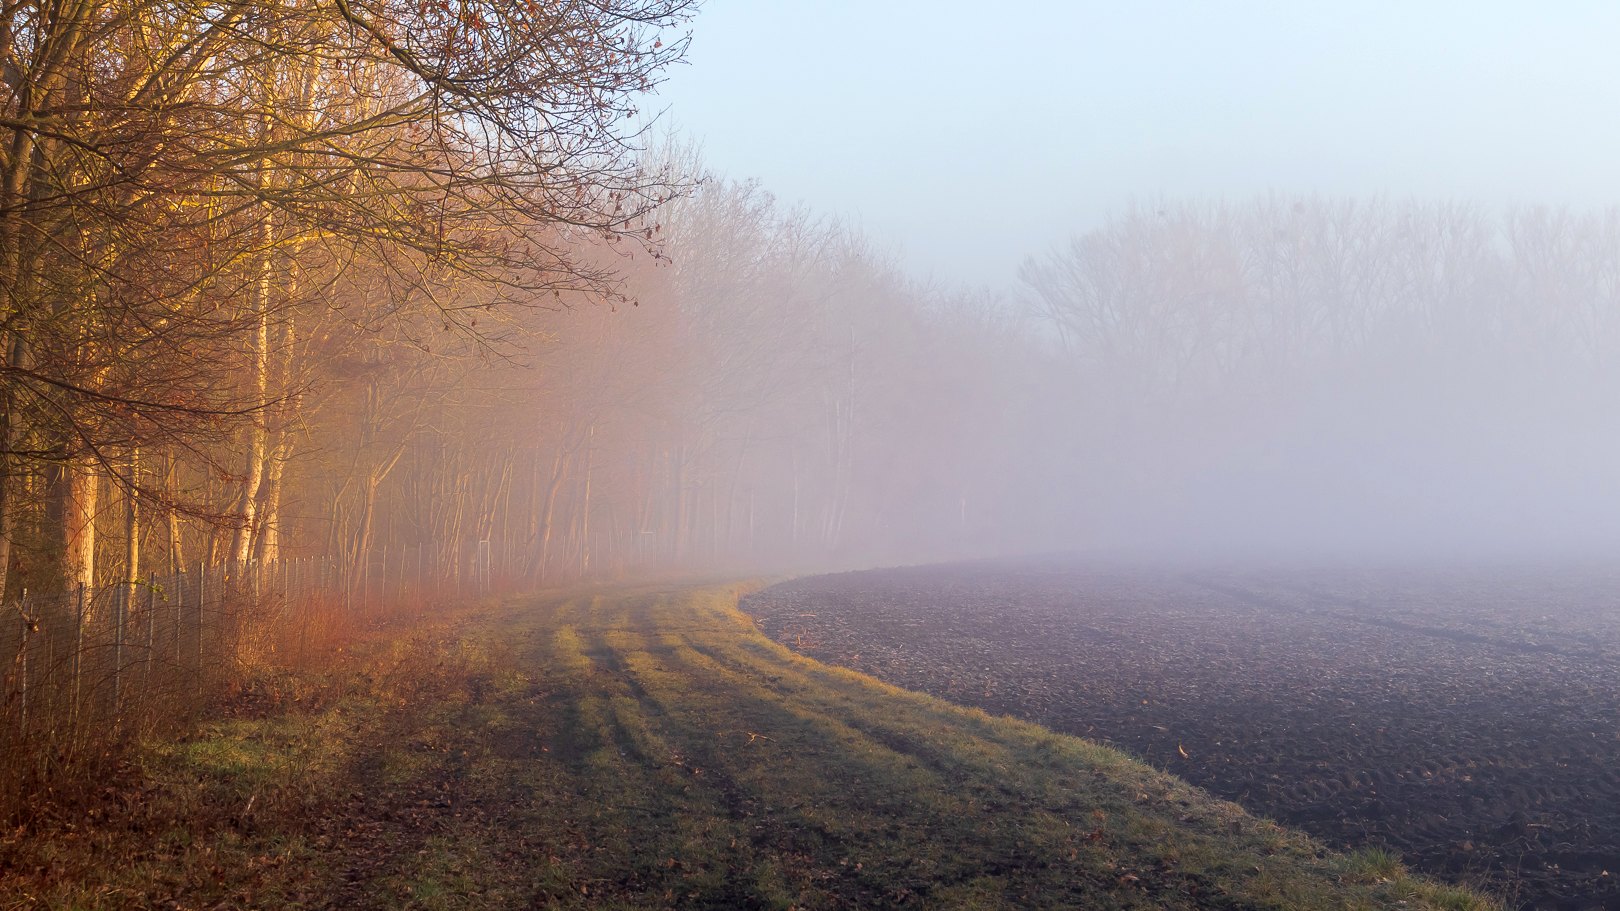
[0,583,1500,910]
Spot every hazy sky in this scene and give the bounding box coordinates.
[654,1,1620,288]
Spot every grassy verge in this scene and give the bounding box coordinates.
[0,583,1500,910]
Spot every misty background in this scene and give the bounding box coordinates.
[631,2,1620,565]
[6,0,1620,604]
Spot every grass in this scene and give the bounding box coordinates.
[0,582,1503,910]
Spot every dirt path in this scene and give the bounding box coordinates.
[1,584,1496,910]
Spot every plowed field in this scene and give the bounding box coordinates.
[745,562,1620,911]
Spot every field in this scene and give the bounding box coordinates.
[744,561,1620,911]
[0,582,1490,910]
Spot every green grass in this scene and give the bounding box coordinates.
[0,583,1502,910]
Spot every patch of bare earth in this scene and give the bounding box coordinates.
[744,561,1620,911]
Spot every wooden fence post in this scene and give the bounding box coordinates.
[16,592,29,736]
[113,581,126,718]
[143,582,156,702]
[70,584,85,732]
[194,561,206,699]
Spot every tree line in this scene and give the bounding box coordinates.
[9,0,1620,618]
[1022,198,1620,554]
[0,0,694,606]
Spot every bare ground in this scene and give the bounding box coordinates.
[743,560,1620,911]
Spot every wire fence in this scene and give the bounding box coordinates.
[0,540,497,816]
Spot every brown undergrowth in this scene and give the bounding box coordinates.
[0,584,1500,910]
[0,583,387,828]
[0,594,486,909]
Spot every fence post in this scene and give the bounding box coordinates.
[481,539,492,595]
[16,591,29,736]
[143,582,156,702]
[171,570,182,686]
[194,560,206,699]
[70,584,85,732]
[113,580,127,718]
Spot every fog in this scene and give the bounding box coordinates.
[169,184,1620,579]
[254,184,1620,579]
[9,3,1619,902]
[554,190,1620,570]
[625,3,1620,571]
[7,0,1620,602]
[1021,201,1620,563]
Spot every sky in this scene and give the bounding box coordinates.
[653,1,1620,288]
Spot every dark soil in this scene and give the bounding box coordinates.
[743,560,1620,911]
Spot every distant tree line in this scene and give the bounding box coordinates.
[9,0,1620,616]
[1022,199,1620,553]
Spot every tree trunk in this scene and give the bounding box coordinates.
[0,333,29,601]
[578,424,595,577]
[124,449,140,586]
[164,452,184,578]
[252,299,297,565]
[230,205,274,565]
[44,456,98,593]
[253,451,287,564]
[115,448,139,708]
